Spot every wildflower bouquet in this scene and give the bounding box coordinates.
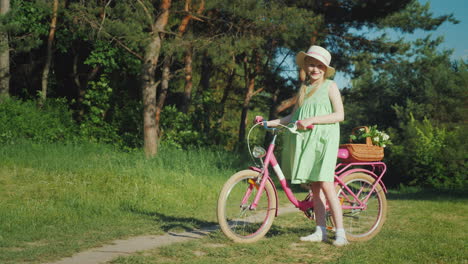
[349,125,391,148]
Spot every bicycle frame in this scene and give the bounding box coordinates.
[248,130,388,215]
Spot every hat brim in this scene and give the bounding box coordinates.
[296,51,335,78]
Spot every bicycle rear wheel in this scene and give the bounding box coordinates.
[336,172,387,241]
[217,170,277,243]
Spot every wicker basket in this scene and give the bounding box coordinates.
[339,126,384,162]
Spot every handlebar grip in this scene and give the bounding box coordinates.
[254,116,264,124]
[296,120,314,130]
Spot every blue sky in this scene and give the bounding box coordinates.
[333,0,468,88]
[420,0,468,60]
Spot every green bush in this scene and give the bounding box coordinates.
[0,97,77,144]
[160,105,206,149]
[389,115,467,189]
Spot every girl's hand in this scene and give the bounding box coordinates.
[254,116,264,124]
[296,119,314,130]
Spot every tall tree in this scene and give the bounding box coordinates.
[40,0,59,104]
[0,0,9,98]
[180,0,204,113]
[238,50,261,145]
[141,0,171,157]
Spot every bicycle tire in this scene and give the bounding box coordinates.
[217,170,277,243]
[336,172,387,241]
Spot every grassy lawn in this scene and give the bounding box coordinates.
[0,142,466,263]
[110,189,467,264]
[0,142,242,263]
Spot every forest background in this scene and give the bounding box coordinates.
[0,0,466,189]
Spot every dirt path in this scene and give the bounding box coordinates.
[46,204,298,264]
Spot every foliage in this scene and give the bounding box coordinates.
[344,35,467,189]
[389,116,466,189]
[4,0,50,52]
[0,97,77,144]
[349,125,392,147]
[79,41,141,146]
[110,97,144,149]
[160,105,205,149]
[79,73,121,145]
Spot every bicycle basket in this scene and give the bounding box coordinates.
[339,126,384,162]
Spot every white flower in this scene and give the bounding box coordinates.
[383,134,390,140]
[373,137,379,142]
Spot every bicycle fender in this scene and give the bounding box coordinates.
[249,167,279,217]
[337,168,388,193]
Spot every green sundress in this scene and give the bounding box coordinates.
[282,80,340,183]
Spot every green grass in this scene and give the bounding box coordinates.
[110,189,468,264]
[0,141,244,263]
[1,142,466,263]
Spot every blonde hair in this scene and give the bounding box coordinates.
[294,78,323,111]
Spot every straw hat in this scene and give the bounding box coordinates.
[296,45,335,78]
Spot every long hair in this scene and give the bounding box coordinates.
[293,77,324,111]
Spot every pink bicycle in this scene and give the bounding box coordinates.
[217,119,388,243]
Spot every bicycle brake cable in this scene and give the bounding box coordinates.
[247,122,303,168]
[246,122,262,167]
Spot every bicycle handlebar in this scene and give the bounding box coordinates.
[296,120,315,130]
[254,116,314,130]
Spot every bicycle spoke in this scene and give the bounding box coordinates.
[218,170,277,243]
[336,173,387,241]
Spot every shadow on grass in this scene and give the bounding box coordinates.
[127,208,217,232]
[387,188,467,201]
[264,223,313,239]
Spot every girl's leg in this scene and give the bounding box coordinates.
[311,182,327,227]
[300,182,327,242]
[321,181,348,246]
[321,181,343,229]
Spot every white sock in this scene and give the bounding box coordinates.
[300,225,327,242]
[335,228,346,238]
[317,225,327,237]
[333,228,349,246]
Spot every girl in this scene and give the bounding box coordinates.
[266,45,348,246]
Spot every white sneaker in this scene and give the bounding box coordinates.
[300,232,327,242]
[333,236,349,247]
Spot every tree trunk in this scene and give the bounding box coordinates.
[238,52,259,145]
[217,67,236,124]
[155,56,170,144]
[73,52,100,122]
[179,0,204,113]
[198,52,212,133]
[40,0,58,104]
[199,51,211,93]
[181,45,193,113]
[0,0,10,99]
[142,0,170,158]
[238,77,255,146]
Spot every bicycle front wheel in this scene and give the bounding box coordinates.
[336,172,387,241]
[217,170,277,243]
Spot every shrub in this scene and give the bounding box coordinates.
[0,97,77,144]
[389,115,466,189]
[160,105,205,149]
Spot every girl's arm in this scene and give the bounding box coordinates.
[297,82,344,129]
[266,113,293,127]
